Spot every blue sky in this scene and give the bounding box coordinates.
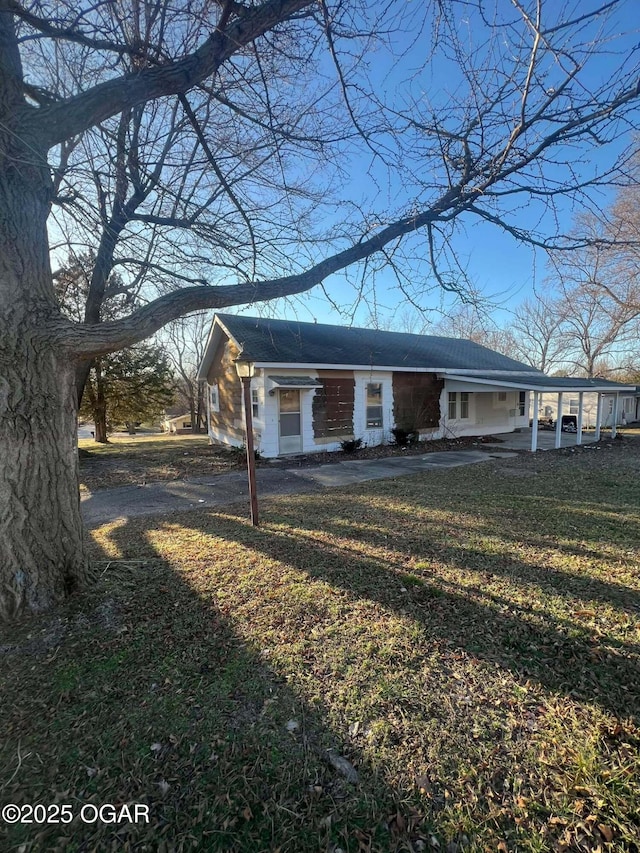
[42,0,639,334]
[239,0,640,332]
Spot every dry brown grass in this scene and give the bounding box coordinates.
[2,438,639,851]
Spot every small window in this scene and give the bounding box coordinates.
[251,388,259,419]
[497,391,507,403]
[366,382,383,428]
[209,383,220,413]
[569,398,578,415]
[460,392,470,419]
[182,421,192,430]
[518,391,526,417]
[448,391,457,420]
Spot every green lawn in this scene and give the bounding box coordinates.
[77,433,210,453]
[2,442,639,851]
[78,434,244,491]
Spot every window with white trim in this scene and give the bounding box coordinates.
[251,388,259,419]
[497,391,507,403]
[209,383,220,413]
[569,398,578,415]
[448,392,470,420]
[518,391,526,417]
[366,382,383,428]
[448,392,457,420]
[460,392,470,419]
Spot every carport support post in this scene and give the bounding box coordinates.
[555,392,564,449]
[531,392,540,452]
[611,394,619,439]
[595,394,603,441]
[576,392,584,446]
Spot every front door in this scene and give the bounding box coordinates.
[278,389,302,454]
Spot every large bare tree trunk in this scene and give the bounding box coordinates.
[0,339,88,620]
[0,25,89,618]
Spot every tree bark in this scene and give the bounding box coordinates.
[93,359,109,443]
[93,409,108,444]
[0,340,88,620]
[0,9,89,619]
[82,360,108,443]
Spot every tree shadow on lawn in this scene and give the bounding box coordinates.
[5,488,639,852]
[0,518,428,853]
[303,487,640,620]
[192,502,640,728]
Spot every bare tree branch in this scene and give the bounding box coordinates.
[55,191,471,355]
[29,0,315,147]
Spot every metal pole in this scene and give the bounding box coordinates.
[555,392,563,449]
[576,391,584,446]
[531,391,539,452]
[611,393,619,439]
[242,376,259,526]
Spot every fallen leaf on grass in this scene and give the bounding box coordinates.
[597,824,614,842]
[387,810,406,834]
[325,749,359,784]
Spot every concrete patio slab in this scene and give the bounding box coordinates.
[485,428,602,452]
[284,449,519,487]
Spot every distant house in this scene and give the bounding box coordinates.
[162,408,193,434]
[196,314,637,457]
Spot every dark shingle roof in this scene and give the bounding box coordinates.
[451,372,638,391]
[216,314,539,372]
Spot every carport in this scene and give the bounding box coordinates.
[438,372,637,452]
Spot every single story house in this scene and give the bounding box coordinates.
[196,314,637,457]
[162,408,194,434]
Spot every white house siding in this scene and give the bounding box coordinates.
[257,369,398,457]
[255,369,321,458]
[353,371,394,447]
[218,368,532,459]
[247,373,267,455]
[440,382,529,438]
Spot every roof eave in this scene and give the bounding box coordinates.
[196,315,244,381]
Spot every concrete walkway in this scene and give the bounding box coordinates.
[81,447,518,527]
